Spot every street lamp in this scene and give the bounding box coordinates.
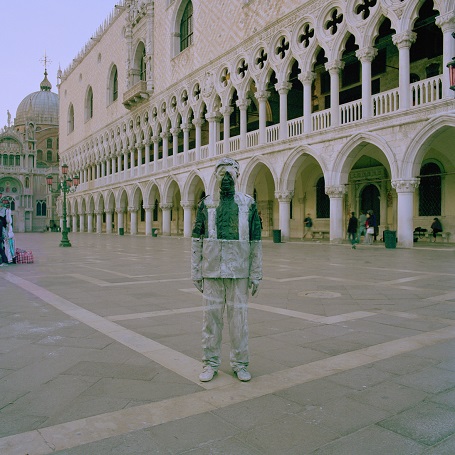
[46,164,79,247]
[448,32,455,92]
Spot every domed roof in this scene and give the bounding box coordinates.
[15,71,59,126]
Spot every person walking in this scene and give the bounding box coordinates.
[303,213,313,239]
[191,158,262,382]
[365,213,373,245]
[357,210,367,243]
[347,212,358,249]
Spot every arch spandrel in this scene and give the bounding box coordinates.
[280,146,329,193]
[402,114,455,178]
[331,132,398,186]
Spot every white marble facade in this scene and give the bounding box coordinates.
[58,0,455,247]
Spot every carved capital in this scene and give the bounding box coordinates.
[298,71,315,85]
[170,127,181,136]
[392,31,417,49]
[180,201,194,210]
[236,98,251,110]
[254,90,271,102]
[391,178,420,193]
[325,60,345,74]
[192,118,204,127]
[275,82,292,95]
[325,185,346,198]
[219,106,234,116]
[355,47,378,63]
[435,13,455,33]
[160,203,173,210]
[128,206,139,213]
[274,190,294,202]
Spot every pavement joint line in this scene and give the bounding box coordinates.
[425,291,455,302]
[1,272,234,390]
[1,324,454,455]
[69,273,191,286]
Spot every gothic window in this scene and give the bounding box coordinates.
[37,150,43,161]
[36,200,47,217]
[25,177,30,188]
[140,47,146,81]
[180,1,193,51]
[15,155,20,166]
[68,104,75,133]
[109,65,118,103]
[47,151,52,162]
[316,177,330,218]
[47,138,53,148]
[419,162,441,216]
[85,86,94,121]
[153,199,159,221]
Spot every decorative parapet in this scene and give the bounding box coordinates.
[123,80,150,109]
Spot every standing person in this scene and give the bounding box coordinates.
[365,213,373,245]
[430,217,443,242]
[0,216,9,266]
[347,212,358,249]
[357,210,367,243]
[303,213,313,239]
[191,158,262,382]
[368,210,378,242]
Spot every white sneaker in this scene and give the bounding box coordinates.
[199,365,217,382]
[235,368,251,382]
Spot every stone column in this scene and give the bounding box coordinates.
[96,210,103,233]
[79,212,85,232]
[391,178,419,248]
[160,131,170,169]
[276,82,292,140]
[151,135,159,172]
[236,99,251,149]
[436,13,455,99]
[255,90,270,144]
[193,118,203,160]
[299,72,314,134]
[356,47,377,119]
[117,154,122,174]
[116,208,124,234]
[72,213,77,233]
[129,207,138,235]
[87,212,93,233]
[181,201,194,238]
[144,205,152,235]
[220,106,233,153]
[136,142,142,171]
[160,203,173,236]
[326,185,346,243]
[181,124,191,163]
[392,31,417,110]
[275,190,294,241]
[170,127,181,166]
[325,60,344,127]
[144,140,150,167]
[129,147,135,170]
[206,112,219,157]
[106,211,113,234]
[106,158,111,176]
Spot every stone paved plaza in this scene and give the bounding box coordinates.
[0,233,454,454]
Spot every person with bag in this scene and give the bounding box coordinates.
[357,210,367,243]
[0,216,9,266]
[365,213,374,245]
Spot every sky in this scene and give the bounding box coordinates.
[0,1,117,128]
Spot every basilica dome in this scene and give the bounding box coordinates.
[15,71,59,126]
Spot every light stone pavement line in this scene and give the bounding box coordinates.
[330,262,455,276]
[107,302,375,325]
[377,309,455,326]
[1,325,454,455]
[79,264,187,279]
[69,273,191,286]
[380,275,435,285]
[2,272,234,390]
[426,291,455,302]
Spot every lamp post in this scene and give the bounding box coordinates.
[448,32,455,92]
[46,164,79,247]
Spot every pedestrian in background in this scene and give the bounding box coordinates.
[347,212,358,249]
[357,210,367,243]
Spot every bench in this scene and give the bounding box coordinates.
[424,232,451,243]
[312,230,330,239]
